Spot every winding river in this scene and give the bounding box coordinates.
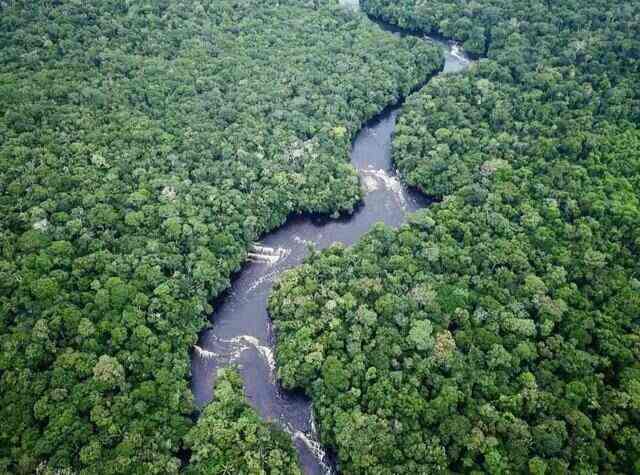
[191,11,470,474]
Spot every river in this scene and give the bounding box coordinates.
[190,11,470,474]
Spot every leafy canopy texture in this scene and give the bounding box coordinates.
[184,369,301,475]
[269,0,640,473]
[270,131,640,473]
[0,0,443,472]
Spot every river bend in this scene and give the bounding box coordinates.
[191,16,470,474]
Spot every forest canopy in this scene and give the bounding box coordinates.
[0,0,443,472]
[270,129,640,473]
[184,368,302,475]
[269,0,640,473]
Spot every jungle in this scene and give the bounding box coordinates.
[269,0,640,472]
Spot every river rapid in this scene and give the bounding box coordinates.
[190,10,470,474]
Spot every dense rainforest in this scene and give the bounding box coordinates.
[269,0,640,473]
[185,368,302,475]
[0,0,444,472]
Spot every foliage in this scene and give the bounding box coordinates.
[363,0,640,198]
[184,368,301,475]
[270,129,640,473]
[270,0,640,473]
[0,0,443,472]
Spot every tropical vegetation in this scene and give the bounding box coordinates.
[269,0,640,472]
[185,368,301,475]
[0,0,443,472]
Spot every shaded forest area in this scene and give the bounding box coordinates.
[0,0,444,472]
[269,0,640,473]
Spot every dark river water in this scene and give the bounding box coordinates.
[190,12,470,474]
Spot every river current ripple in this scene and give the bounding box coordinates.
[190,12,470,474]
